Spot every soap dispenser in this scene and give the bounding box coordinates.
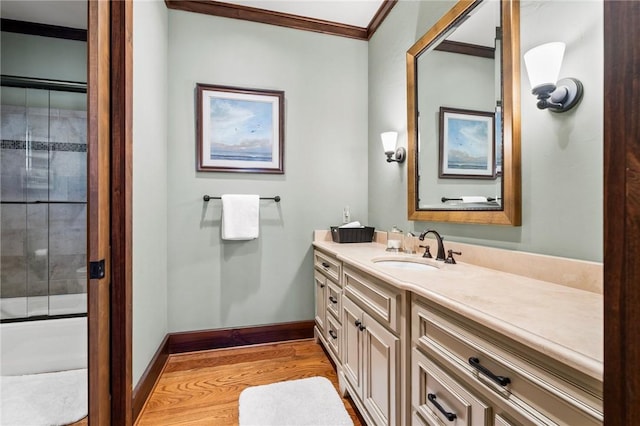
[386,226,403,252]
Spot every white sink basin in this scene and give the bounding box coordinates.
[373,259,439,271]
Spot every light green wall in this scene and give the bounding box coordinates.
[1,32,86,82]
[368,0,603,262]
[132,0,169,386]
[165,11,369,332]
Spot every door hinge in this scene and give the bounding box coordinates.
[89,259,106,279]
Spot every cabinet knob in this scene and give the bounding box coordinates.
[354,319,361,327]
[427,393,456,421]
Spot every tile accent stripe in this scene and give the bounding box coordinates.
[1,139,87,152]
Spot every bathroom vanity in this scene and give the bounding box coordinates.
[312,232,603,426]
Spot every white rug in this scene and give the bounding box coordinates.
[1,368,87,426]
[239,376,353,426]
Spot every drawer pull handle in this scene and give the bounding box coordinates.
[329,296,338,304]
[321,262,330,269]
[329,330,338,340]
[355,319,361,327]
[427,393,456,422]
[468,357,511,387]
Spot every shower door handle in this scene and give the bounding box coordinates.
[89,259,106,279]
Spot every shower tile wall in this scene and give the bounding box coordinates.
[1,100,87,301]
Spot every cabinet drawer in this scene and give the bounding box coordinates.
[412,411,428,426]
[314,250,341,284]
[326,280,342,320]
[412,348,490,426]
[494,413,517,426]
[325,313,342,361]
[412,298,603,425]
[344,266,402,333]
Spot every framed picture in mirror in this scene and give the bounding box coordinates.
[438,107,495,179]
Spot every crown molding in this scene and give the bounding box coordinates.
[165,0,397,40]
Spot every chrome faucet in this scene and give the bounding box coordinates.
[418,229,446,261]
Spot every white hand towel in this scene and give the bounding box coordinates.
[461,196,488,203]
[221,194,260,240]
[339,221,362,228]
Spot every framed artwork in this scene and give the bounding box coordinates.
[196,83,284,173]
[438,107,495,179]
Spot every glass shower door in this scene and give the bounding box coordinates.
[0,84,87,321]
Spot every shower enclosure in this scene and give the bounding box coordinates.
[0,76,87,323]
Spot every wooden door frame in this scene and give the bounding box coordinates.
[109,0,133,424]
[87,1,112,424]
[603,1,640,424]
[99,0,639,424]
[88,0,133,424]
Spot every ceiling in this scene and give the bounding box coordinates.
[0,0,386,32]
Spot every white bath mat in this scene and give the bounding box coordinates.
[239,376,353,426]
[0,368,87,426]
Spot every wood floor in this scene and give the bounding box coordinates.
[135,339,364,425]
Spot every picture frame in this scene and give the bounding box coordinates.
[196,83,284,173]
[438,107,495,179]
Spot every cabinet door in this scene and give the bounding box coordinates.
[314,271,327,333]
[342,296,365,397]
[363,312,400,426]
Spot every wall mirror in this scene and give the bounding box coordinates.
[407,0,521,225]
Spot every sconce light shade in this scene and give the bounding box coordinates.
[380,131,405,163]
[523,42,565,88]
[381,131,398,154]
[523,42,583,113]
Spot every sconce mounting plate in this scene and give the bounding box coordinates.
[550,78,584,113]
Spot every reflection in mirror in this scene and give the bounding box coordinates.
[407,0,521,225]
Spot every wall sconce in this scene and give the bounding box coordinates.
[381,131,405,163]
[523,42,583,112]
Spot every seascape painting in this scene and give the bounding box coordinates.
[439,107,495,179]
[209,98,273,162]
[197,84,284,173]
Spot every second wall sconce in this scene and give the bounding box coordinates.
[523,42,584,113]
[381,131,405,163]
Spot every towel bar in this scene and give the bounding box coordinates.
[203,195,281,202]
[441,197,498,203]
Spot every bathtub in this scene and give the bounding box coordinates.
[0,316,87,376]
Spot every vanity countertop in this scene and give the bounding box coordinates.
[313,240,603,381]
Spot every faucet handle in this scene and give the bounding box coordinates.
[419,245,432,258]
[445,250,461,264]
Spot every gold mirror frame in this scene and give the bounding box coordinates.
[406,0,521,225]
